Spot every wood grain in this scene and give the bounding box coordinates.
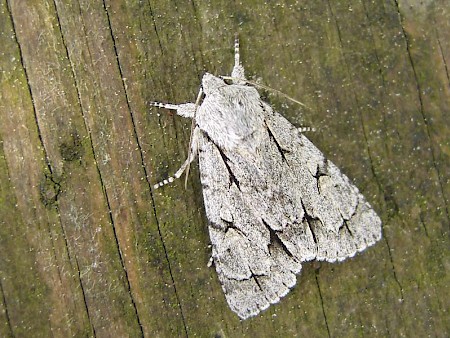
[0,0,448,336]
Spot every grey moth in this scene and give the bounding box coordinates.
[152,38,382,320]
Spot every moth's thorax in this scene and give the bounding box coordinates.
[197,80,266,152]
[202,73,226,94]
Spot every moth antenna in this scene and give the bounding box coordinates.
[231,34,246,84]
[153,89,202,190]
[234,34,241,69]
[149,102,180,110]
[153,130,200,190]
[184,87,204,189]
[298,126,316,133]
[153,159,189,189]
[153,177,175,189]
[221,76,310,109]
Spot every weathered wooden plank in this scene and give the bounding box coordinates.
[0,2,92,336]
[50,0,188,335]
[0,0,448,337]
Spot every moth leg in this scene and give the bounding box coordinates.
[150,102,196,118]
[153,127,200,189]
[231,36,247,84]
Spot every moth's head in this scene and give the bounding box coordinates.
[202,73,226,95]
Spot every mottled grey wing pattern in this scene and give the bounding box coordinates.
[262,102,382,261]
[198,99,381,320]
